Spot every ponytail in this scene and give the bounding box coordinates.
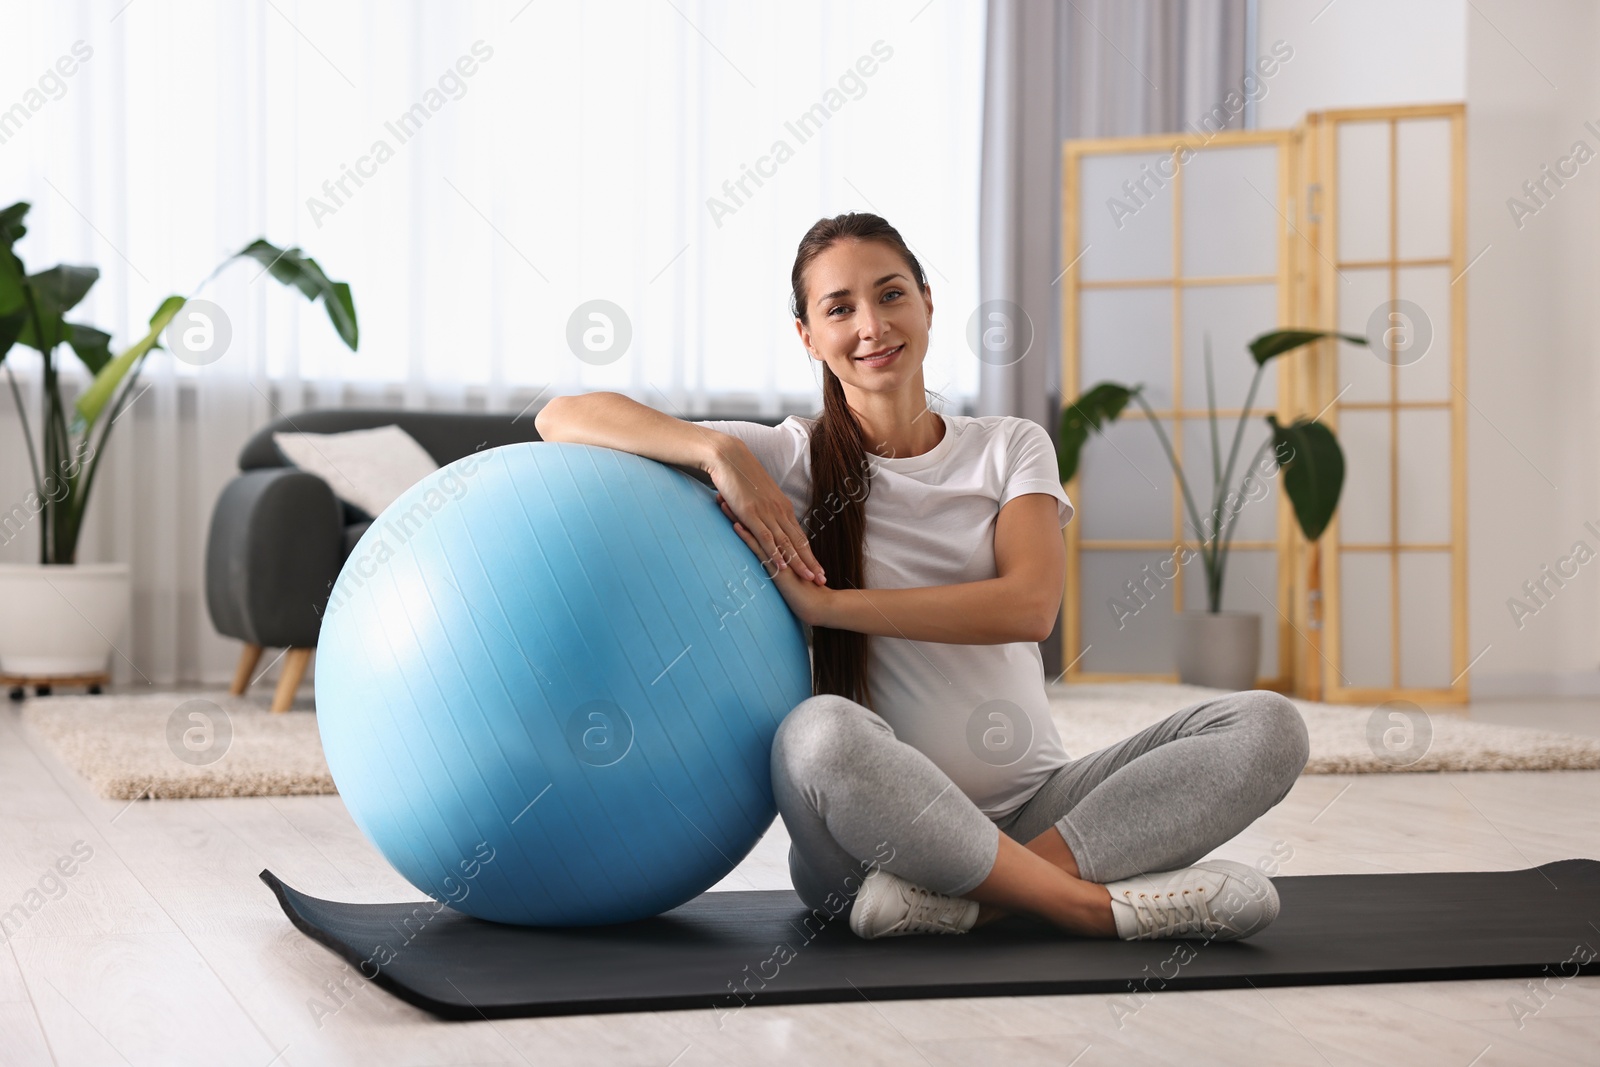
[807,361,873,706]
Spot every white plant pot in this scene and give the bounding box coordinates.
[1174,610,1261,691]
[0,563,131,675]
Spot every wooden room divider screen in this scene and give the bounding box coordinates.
[1058,102,1469,704]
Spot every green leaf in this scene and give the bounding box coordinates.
[1058,382,1139,484]
[72,296,187,433]
[0,208,23,363]
[147,294,187,328]
[233,240,359,349]
[1248,328,1367,366]
[1266,414,1345,542]
[15,296,66,353]
[0,307,25,363]
[30,265,99,317]
[0,265,22,320]
[0,201,28,246]
[0,205,26,319]
[324,279,357,349]
[14,265,102,353]
[67,322,113,375]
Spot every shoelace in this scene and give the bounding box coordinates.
[891,880,971,934]
[1120,883,1228,940]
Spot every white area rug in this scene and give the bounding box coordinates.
[20,692,331,800]
[1048,683,1600,774]
[17,684,1600,801]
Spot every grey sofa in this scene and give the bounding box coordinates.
[204,406,784,711]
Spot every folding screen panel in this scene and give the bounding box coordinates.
[1059,103,1468,702]
[1302,104,1469,704]
[1060,129,1300,690]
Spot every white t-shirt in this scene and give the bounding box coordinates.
[698,411,1076,819]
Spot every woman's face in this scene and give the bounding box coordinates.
[795,238,933,397]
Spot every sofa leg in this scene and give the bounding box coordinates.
[272,648,313,713]
[231,643,264,696]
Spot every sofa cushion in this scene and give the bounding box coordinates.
[274,425,438,518]
[242,410,546,471]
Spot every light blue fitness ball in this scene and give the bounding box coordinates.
[314,442,811,926]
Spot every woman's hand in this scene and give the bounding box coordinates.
[722,500,835,626]
[706,438,827,586]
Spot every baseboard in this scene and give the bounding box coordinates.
[1471,669,1600,699]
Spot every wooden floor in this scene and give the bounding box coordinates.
[2,691,1598,1066]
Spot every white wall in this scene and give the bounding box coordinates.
[1461,0,1600,696]
[1256,0,1600,697]
[1256,0,1466,128]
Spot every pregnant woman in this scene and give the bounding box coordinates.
[535,212,1309,942]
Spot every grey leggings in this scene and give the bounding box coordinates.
[770,689,1310,915]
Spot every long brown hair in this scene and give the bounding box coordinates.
[789,212,930,709]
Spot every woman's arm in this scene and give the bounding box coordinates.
[536,392,827,584]
[535,391,731,472]
[725,492,1065,644]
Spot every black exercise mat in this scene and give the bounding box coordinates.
[261,860,1600,1021]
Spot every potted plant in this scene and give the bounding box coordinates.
[0,200,358,688]
[1057,328,1365,690]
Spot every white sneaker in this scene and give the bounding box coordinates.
[1104,859,1280,942]
[848,867,980,940]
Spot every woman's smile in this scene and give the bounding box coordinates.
[854,343,904,368]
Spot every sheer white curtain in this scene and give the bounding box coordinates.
[0,0,985,685]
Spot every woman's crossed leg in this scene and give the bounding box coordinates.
[770,690,1309,939]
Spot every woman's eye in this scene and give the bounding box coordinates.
[828,304,848,316]
[883,288,903,301]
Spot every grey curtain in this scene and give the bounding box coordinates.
[978,0,1249,674]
